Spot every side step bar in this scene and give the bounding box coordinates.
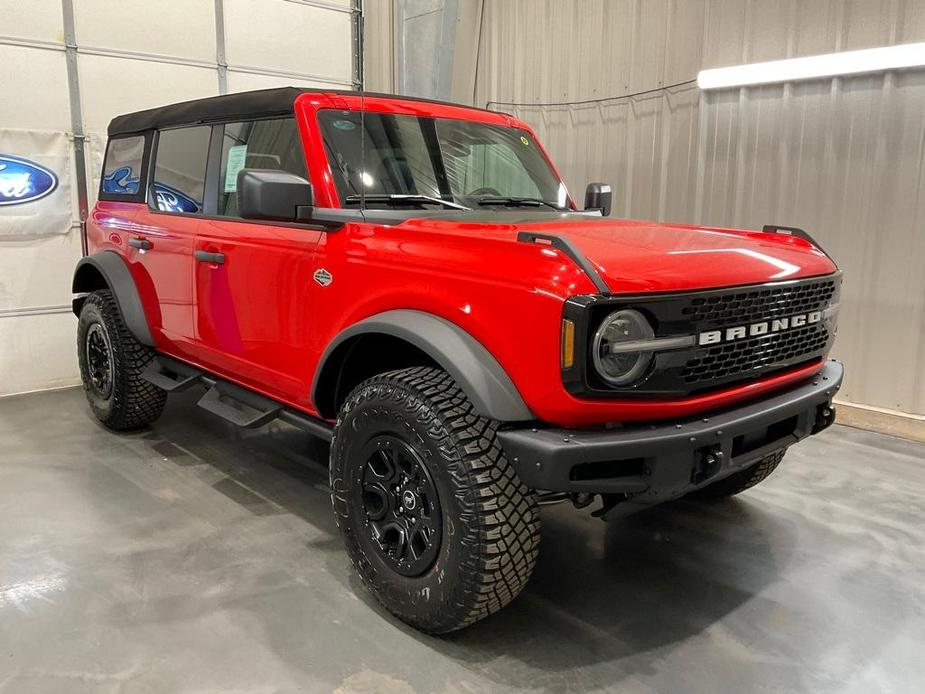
[142,357,201,392]
[142,355,333,441]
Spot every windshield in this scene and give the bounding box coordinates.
[318,109,569,209]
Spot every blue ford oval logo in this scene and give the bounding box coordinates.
[154,183,200,213]
[0,155,58,206]
[102,166,140,195]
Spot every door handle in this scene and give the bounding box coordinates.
[128,237,152,251]
[195,250,225,265]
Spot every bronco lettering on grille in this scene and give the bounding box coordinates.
[698,311,823,346]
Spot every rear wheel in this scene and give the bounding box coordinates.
[686,448,787,500]
[329,366,540,633]
[77,290,166,430]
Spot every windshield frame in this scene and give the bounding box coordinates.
[306,98,574,213]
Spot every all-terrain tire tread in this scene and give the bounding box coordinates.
[330,366,540,633]
[78,290,166,430]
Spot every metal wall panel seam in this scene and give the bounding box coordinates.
[852,8,900,403]
[352,0,364,90]
[0,35,64,52]
[692,0,712,225]
[75,45,220,70]
[215,0,228,94]
[283,0,356,14]
[0,306,73,319]
[60,0,90,257]
[225,64,353,87]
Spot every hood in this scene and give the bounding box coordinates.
[399,212,837,293]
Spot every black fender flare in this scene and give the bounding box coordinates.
[72,251,154,346]
[312,310,534,422]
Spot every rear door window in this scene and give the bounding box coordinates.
[152,126,211,214]
[101,136,145,197]
[215,118,308,217]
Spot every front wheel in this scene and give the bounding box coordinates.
[329,367,540,633]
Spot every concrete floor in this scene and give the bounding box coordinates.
[1,388,923,694]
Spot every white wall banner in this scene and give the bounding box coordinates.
[87,132,108,208]
[0,129,73,238]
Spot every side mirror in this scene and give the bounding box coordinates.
[584,182,613,217]
[237,169,313,222]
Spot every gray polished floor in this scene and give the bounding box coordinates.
[0,387,923,693]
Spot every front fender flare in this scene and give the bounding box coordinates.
[72,251,154,346]
[313,310,534,422]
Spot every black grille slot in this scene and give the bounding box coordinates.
[682,324,829,384]
[681,279,836,326]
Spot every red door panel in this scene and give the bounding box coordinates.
[128,207,197,356]
[192,217,322,402]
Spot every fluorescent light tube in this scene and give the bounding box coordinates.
[698,42,925,90]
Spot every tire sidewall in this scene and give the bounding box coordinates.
[330,386,480,629]
[77,297,116,420]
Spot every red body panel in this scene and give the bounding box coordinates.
[85,93,839,427]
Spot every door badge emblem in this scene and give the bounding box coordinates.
[313,268,333,287]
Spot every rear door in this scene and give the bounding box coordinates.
[192,117,322,402]
[129,125,211,356]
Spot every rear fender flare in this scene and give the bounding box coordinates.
[72,251,154,346]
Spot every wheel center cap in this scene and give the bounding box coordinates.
[401,489,417,510]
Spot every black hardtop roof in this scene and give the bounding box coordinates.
[107,87,503,136]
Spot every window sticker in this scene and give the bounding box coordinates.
[224,144,248,192]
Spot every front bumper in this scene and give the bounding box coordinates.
[498,360,843,515]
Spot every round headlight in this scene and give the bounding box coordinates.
[592,309,655,386]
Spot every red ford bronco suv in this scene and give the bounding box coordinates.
[73,88,842,633]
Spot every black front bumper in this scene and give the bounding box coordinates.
[498,360,843,515]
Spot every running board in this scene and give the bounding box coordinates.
[197,381,281,428]
[142,355,333,440]
[142,357,202,392]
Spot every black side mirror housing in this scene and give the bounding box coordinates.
[584,182,613,217]
[237,168,313,222]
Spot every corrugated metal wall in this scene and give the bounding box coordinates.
[474,0,925,417]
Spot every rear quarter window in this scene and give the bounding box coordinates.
[100,135,146,199]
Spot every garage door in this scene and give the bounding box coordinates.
[0,0,358,396]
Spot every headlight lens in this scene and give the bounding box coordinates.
[592,309,655,386]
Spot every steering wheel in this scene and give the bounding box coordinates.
[468,186,503,197]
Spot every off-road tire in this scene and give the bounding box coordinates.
[329,366,540,633]
[686,448,787,500]
[77,290,166,430]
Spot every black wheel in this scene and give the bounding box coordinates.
[77,290,166,430]
[686,448,787,500]
[330,366,540,633]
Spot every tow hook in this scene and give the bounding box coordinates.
[813,403,836,433]
[570,492,594,509]
[691,445,723,485]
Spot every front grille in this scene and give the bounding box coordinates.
[563,273,841,399]
[680,278,837,327]
[682,323,830,384]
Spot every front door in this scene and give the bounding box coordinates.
[191,118,322,402]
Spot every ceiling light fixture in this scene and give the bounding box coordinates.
[697,41,925,90]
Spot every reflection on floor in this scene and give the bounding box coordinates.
[1,387,923,693]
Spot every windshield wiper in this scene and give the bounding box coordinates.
[476,196,564,210]
[345,194,471,211]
